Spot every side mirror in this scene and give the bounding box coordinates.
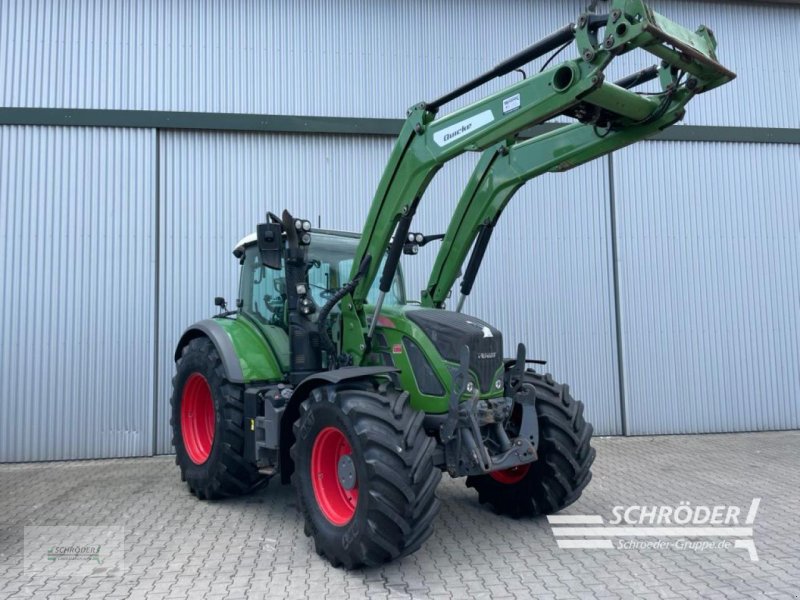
[257,222,283,270]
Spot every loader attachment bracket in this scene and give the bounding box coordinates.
[487,437,537,473]
[602,2,735,91]
[642,15,735,90]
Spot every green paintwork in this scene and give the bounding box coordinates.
[343,0,735,362]
[213,317,285,382]
[253,321,291,373]
[582,82,658,121]
[364,305,505,414]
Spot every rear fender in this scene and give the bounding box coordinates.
[174,318,283,383]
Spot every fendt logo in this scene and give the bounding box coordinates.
[477,352,497,360]
[547,498,761,561]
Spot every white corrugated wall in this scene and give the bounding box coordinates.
[1,0,796,127]
[613,141,800,434]
[0,126,156,461]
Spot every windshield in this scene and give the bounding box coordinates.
[306,233,406,306]
[238,231,405,328]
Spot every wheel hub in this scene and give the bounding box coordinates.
[337,454,357,490]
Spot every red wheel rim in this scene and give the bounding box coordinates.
[310,426,358,526]
[181,373,215,464]
[489,463,530,484]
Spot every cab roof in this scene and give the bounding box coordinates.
[232,228,359,256]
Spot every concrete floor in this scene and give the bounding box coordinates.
[1,431,799,599]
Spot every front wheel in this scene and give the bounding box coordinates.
[291,381,441,568]
[466,371,595,517]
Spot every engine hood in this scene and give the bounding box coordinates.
[404,309,503,394]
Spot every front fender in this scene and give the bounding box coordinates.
[174,318,283,383]
[278,365,399,484]
[290,365,400,404]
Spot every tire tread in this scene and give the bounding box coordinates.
[291,381,441,568]
[171,337,267,500]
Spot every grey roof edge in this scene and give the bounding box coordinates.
[1,107,798,145]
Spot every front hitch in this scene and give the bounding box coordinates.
[429,344,538,478]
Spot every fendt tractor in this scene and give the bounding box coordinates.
[171,1,734,568]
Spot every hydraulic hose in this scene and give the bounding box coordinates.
[367,208,416,341]
[317,255,371,368]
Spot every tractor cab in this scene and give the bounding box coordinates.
[232,229,406,374]
[235,229,406,325]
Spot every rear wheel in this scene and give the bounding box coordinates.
[466,371,595,517]
[171,337,267,499]
[291,381,441,568]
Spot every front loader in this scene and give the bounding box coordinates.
[171,1,734,568]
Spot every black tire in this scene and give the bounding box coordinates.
[466,371,595,517]
[291,381,441,569]
[171,337,267,499]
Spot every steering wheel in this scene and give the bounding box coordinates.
[308,283,338,299]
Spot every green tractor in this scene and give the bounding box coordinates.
[171,1,734,568]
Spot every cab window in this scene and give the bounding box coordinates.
[239,248,286,327]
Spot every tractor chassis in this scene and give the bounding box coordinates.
[244,383,289,474]
[243,346,541,480]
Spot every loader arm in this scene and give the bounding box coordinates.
[421,2,736,310]
[422,92,690,309]
[341,0,735,361]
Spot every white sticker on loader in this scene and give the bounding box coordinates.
[502,93,521,114]
[433,110,494,147]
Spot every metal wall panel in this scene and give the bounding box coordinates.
[613,141,800,434]
[2,0,794,128]
[156,131,621,451]
[0,126,156,461]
